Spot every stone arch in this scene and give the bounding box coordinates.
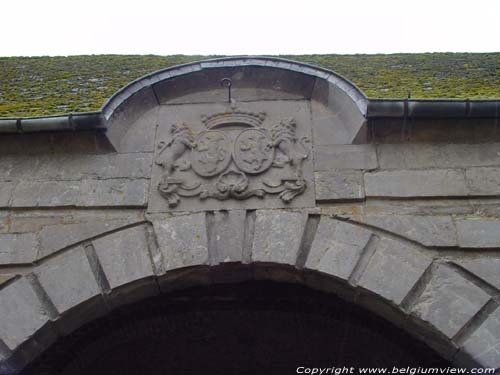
[1,209,498,373]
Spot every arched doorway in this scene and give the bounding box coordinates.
[21,270,450,375]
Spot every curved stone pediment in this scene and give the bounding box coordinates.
[102,57,367,212]
[104,57,368,154]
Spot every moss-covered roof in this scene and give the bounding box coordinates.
[1,53,499,117]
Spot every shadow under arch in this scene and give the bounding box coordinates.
[19,263,452,375]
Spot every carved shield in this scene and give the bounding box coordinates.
[233,129,274,174]
[191,130,232,177]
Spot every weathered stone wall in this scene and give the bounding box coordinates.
[0,58,499,373]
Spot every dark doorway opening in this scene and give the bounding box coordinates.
[22,281,450,375]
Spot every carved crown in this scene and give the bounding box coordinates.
[201,109,266,129]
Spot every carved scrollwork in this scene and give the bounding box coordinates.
[158,176,202,207]
[200,170,265,200]
[155,109,310,208]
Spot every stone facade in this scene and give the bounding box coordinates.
[0,57,499,373]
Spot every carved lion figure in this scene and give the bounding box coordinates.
[270,118,308,178]
[155,123,195,174]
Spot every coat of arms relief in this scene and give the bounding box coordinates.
[155,108,310,208]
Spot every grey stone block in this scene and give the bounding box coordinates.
[252,210,307,265]
[411,264,490,338]
[377,143,500,170]
[310,101,350,145]
[350,215,458,247]
[0,233,38,264]
[153,66,315,104]
[314,144,377,171]
[457,219,500,248]
[78,179,149,207]
[149,101,315,212]
[305,218,372,280]
[11,178,149,207]
[0,182,14,207]
[466,168,500,196]
[0,132,112,156]
[93,225,154,289]
[358,238,432,305]
[0,213,8,234]
[0,278,52,351]
[39,219,142,259]
[0,153,152,182]
[116,108,157,153]
[315,170,364,201]
[12,180,79,207]
[364,169,467,198]
[457,258,500,289]
[106,87,158,152]
[79,153,152,179]
[461,306,500,368]
[7,214,61,234]
[310,83,366,145]
[356,197,477,217]
[207,210,246,264]
[35,248,101,314]
[153,213,209,271]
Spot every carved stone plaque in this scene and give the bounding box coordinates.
[148,102,315,212]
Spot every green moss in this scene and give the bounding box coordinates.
[0,53,499,117]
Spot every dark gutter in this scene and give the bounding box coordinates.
[1,99,500,135]
[367,99,500,119]
[0,112,105,134]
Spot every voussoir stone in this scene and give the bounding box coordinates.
[93,225,154,290]
[207,210,246,264]
[460,305,500,368]
[153,213,209,271]
[410,264,491,338]
[0,278,52,351]
[252,210,307,265]
[305,218,372,280]
[358,238,432,305]
[35,248,101,314]
[39,219,142,259]
[456,257,500,289]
